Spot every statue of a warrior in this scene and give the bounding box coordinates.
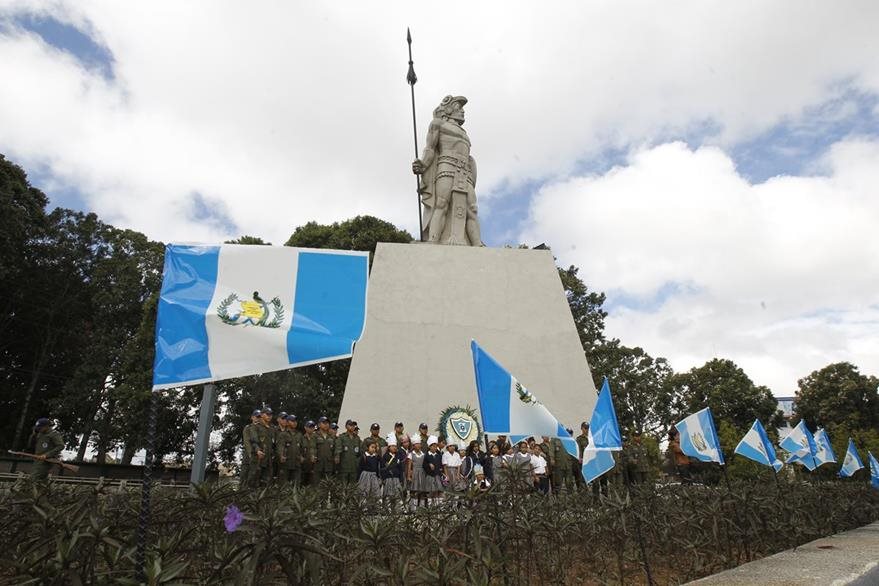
[412,95,483,246]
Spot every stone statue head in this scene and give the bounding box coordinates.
[434,95,468,123]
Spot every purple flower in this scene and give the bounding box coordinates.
[224,505,244,532]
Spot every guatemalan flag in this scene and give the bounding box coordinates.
[581,377,622,483]
[470,340,576,455]
[839,438,864,478]
[813,428,837,466]
[780,420,819,471]
[869,452,879,490]
[675,407,724,464]
[152,244,369,390]
[734,420,782,472]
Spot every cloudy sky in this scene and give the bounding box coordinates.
[1,1,877,395]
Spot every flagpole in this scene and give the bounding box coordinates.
[406,28,424,241]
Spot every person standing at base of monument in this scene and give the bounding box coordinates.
[336,420,362,484]
[422,436,444,504]
[461,440,485,485]
[380,434,405,504]
[531,444,550,495]
[495,435,511,456]
[666,428,692,484]
[281,415,304,487]
[362,423,387,455]
[358,441,382,499]
[394,422,406,446]
[302,420,317,486]
[626,431,650,485]
[407,437,428,509]
[442,442,463,492]
[418,423,430,449]
[485,442,499,483]
[252,409,275,487]
[412,95,483,246]
[273,411,288,482]
[576,422,591,491]
[27,418,64,483]
[313,417,335,485]
[241,410,261,486]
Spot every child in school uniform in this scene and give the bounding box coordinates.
[422,435,444,505]
[442,442,464,491]
[381,433,405,502]
[358,440,382,498]
[407,436,429,509]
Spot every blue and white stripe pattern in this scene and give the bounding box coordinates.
[581,377,622,483]
[675,407,724,464]
[870,452,879,490]
[780,420,819,471]
[813,428,837,466]
[734,419,782,472]
[839,438,864,478]
[470,340,576,450]
[152,244,368,390]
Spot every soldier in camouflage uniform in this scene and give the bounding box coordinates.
[312,416,335,485]
[336,420,362,484]
[575,422,590,489]
[278,415,304,486]
[250,409,275,487]
[362,422,388,455]
[241,410,261,485]
[28,418,64,483]
[548,436,575,493]
[273,411,288,482]
[625,430,650,484]
[302,420,317,486]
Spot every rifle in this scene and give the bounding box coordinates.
[8,450,80,473]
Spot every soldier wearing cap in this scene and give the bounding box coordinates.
[241,410,261,486]
[28,418,63,483]
[278,415,304,487]
[250,407,275,487]
[393,422,406,446]
[625,430,650,484]
[302,420,317,486]
[313,416,335,484]
[575,422,590,489]
[362,422,388,455]
[418,423,430,449]
[272,411,288,481]
[335,419,362,484]
[547,435,574,493]
[329,422,339,437]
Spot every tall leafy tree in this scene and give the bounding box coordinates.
[794,362,879,431]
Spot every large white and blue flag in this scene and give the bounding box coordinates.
[675,407,724,464]
[839,438,864,478]
[470,340,576,454]
[870,452,879,490]
[780,420,819,471]
[152,244,369,390]
[813,428,837,466]
[581,377,623,483]
[734,419,782,472]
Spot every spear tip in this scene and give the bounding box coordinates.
[407,27,412,44]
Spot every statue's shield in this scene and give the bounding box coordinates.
[451,417,472,441]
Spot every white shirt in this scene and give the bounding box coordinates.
[442,451,462,467]
[530,454,547,475]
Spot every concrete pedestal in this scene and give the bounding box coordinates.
[339,243,597,435]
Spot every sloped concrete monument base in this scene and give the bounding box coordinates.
[339,242,598,435]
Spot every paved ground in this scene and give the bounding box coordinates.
[689,521,879,585]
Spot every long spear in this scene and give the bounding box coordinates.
[406,28,424,241]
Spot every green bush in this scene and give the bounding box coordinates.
[1,473,877,585]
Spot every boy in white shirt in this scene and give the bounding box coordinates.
[442,442,464,491]
[531,444,549,494]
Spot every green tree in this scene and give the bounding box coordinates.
[793,362,879,432]
[668,358,779,434]
[285,215,412,259]
[557,264,607,362]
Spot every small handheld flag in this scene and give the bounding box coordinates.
[581,377,623,483]
[675,407,724,464]
[813,428,837,466]
[152,244,369,390]
[869,452,879,490]
[780,421,819,471]
[734,419,782,472]
[839,438,864,478]
[470,340,576,450]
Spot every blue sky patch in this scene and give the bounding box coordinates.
[10,13,114,80]
[605,280,704,314]
[189,192,239,236]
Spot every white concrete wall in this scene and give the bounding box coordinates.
[339,243,598,436]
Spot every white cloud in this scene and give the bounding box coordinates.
[520,139,879,392]
[0,1,878,244]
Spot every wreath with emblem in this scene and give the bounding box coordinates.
[217,292,285,328]
[437,404,482,445]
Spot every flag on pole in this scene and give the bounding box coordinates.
[675,407,724,464]
[839,438,864,478]
[869,452,879,490]
[581,377,623,483]
[470,340,576,453]
[152,244,369,390]
[734,419,783,472]
[780,420,819,471]
[813,428,837,466]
